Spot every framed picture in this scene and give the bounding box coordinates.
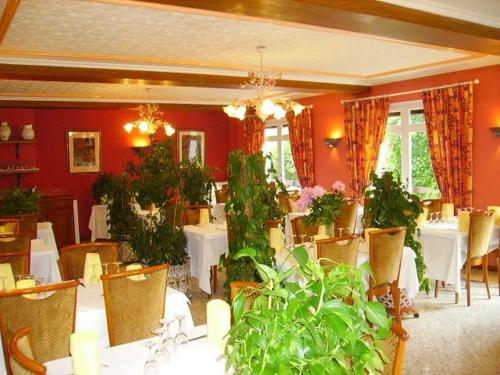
[67,131,101,173]
[178,130,205,163]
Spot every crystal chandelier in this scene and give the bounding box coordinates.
[124,89,175,136]
[223,46,305,121]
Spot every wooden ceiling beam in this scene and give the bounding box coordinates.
[0,64,369,94]
[0,0,20,45]
[138,0,500,55]
[0,100,222,110]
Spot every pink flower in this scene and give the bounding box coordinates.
[332,180,346,193]
[296,185,327,211]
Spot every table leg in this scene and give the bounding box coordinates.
[455,291,460,304]
[211,265,217,294]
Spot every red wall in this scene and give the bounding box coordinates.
[0,107,230,239]
[301,64,500,207]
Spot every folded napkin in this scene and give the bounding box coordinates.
[207,299,230,352]
[458,210,470,233]
[199,208,210,226]
[416,207,428,227]
[441,203,454,221]
[70,331,101,375]
[487,206,500,226]
[83,253,102,286]
[269,227,283,252]
[0,263,16,290]
[125,263,146,281]
[16,279,37,299]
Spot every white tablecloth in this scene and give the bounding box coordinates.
[88,204,111,242]
[275,243,420,299]
[36,222,58,251]
[31,222,61,284]
[76,285,194,348]
[184,224,228,294]
[45,325,227,375]
[419,221,499,293]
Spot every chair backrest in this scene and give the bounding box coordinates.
[277,192,289,214]
[0,219,20,235]
[369,227,406,287]
[215,189,228,204]
[101,264,169,346]
[335,199,359,234]
[378,321,409,375]
[316,235,360,268]
[468,210,495,260]
[9,327,46,375]
[291,216,318,242]
[59,242,119,280]
[183,205,211,226]
[287,193,301,212]
[0,280,79,370]
[1,216,37,243]
[229,281,260,302]
[0,234,31,276]
[420,199,442,217]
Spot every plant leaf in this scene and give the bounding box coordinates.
[234,247,257,260]
[365,301,389,327]
[292,246,309,268]
[232,291,247,324]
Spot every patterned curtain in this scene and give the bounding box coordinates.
[286,107,315,187]
[243,115,265,154]
[422,83,473,207]
[344,98,390,196]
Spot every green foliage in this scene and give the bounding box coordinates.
[384,133,402,180]
[364,172,429,292]
[91,173,117,204]
[126,140,179,207]
[305,192,345,227]
[223,151,281,294]
[410,133,440,199]
[178,159,216,205]
[226,247,392,374]
[0,188,40,215]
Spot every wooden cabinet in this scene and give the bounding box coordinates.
[39,195,75,248]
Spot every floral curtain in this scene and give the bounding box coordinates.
[344,98,390,196]
[243,115,265,154]
[286,107,315,187]
[422,83,473,208]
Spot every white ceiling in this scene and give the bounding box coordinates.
[0,0,498,104]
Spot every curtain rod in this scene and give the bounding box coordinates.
[341,79,479,104]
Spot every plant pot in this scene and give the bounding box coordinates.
[167,258,191,297]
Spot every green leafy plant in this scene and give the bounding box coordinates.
[226,247,392,374]
[126,140,179,208]
[91,173,117,204]
[223,151,278,294]
[364,171,429,292]
[306,192,345,228]
[0,188,40,215]
[178,159,216,205]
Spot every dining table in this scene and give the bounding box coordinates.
[419,220,499,302]
[45,325,228,374]
[30,222,62,284]
[88,204,111,241]
[183,223,228,295]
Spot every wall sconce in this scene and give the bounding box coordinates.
[324,137,341,148]
[490,127,500,137]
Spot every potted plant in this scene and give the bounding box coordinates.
[226,246,392,374]
[364,171,428,292]
[91,173,117,205]
[178,158,216,205]
[0,187,40,239]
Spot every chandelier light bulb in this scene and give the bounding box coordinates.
[260,99,275,116]
[235,105,247,120]
[123,123,134,133]
[292,103,305,116]
[138,120,149,133]
[164,123,176,136]
[273,104,286,119]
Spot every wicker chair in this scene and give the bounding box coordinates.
[9,327,46,375]
[215,189,228,204]
[316,235,360,268]
[367,227,406,323]
[378,321,409,375]
[0,280,79,373]
[0,234,31,276]
[59,242,119,280]
[464,210,495,306]
[291,216,319,244]
[183,205,212,225]
[420,199,442,218]
[1,215,37,243]
[101,264,168,346]
[287,193,301,212]
[0,219,20,235]
[229,281,261,316]
[334,199,359,235]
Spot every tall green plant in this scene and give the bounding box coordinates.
[0,188,40,215]
[92,173,116,204]
[226,247,392,374]
[178,159,215,205]
[223,151,277,293]
[364,171,429,292]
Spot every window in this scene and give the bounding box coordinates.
[262,121,300,188]
[377,100,440,199]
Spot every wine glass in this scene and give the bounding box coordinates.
[0,276,7,291]
[102,262,110,275]
[113,261,123,273]
[337,227,344,237]
[143,340,159,375]
[89,264,99,285]
[174,315,189,346]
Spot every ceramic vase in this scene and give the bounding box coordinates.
[20,124,35,140]
[0,121,11,141]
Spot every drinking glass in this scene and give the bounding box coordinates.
[337,227,344,237]
[174,315,189,346]
[89,264,100,285]
[143,340,159,375]
[113,261,123,273]
[0,276,7,291]
[102,262,110,275]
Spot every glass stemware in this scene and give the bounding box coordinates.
[89,264,99,285]
[0,276,7,291]
[337,227,344,237]
[174,315,189,346]
[102,262,110,275]
[143,340,159,375]
[113,261,123,273]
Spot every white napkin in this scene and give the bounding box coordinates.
[441,203,454,221]
[70,331,101,375]
[416,207,428,227]
[0,263,16,290]
[125,263,146,281]
[269,227,283,252]
[458,210,470,233]
[83,253,102,286]
[199,208,210,226]
[207,299,230,352]
[16,279,37,299]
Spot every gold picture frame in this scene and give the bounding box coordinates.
[178,130,205,163]
[67,131,101,173]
